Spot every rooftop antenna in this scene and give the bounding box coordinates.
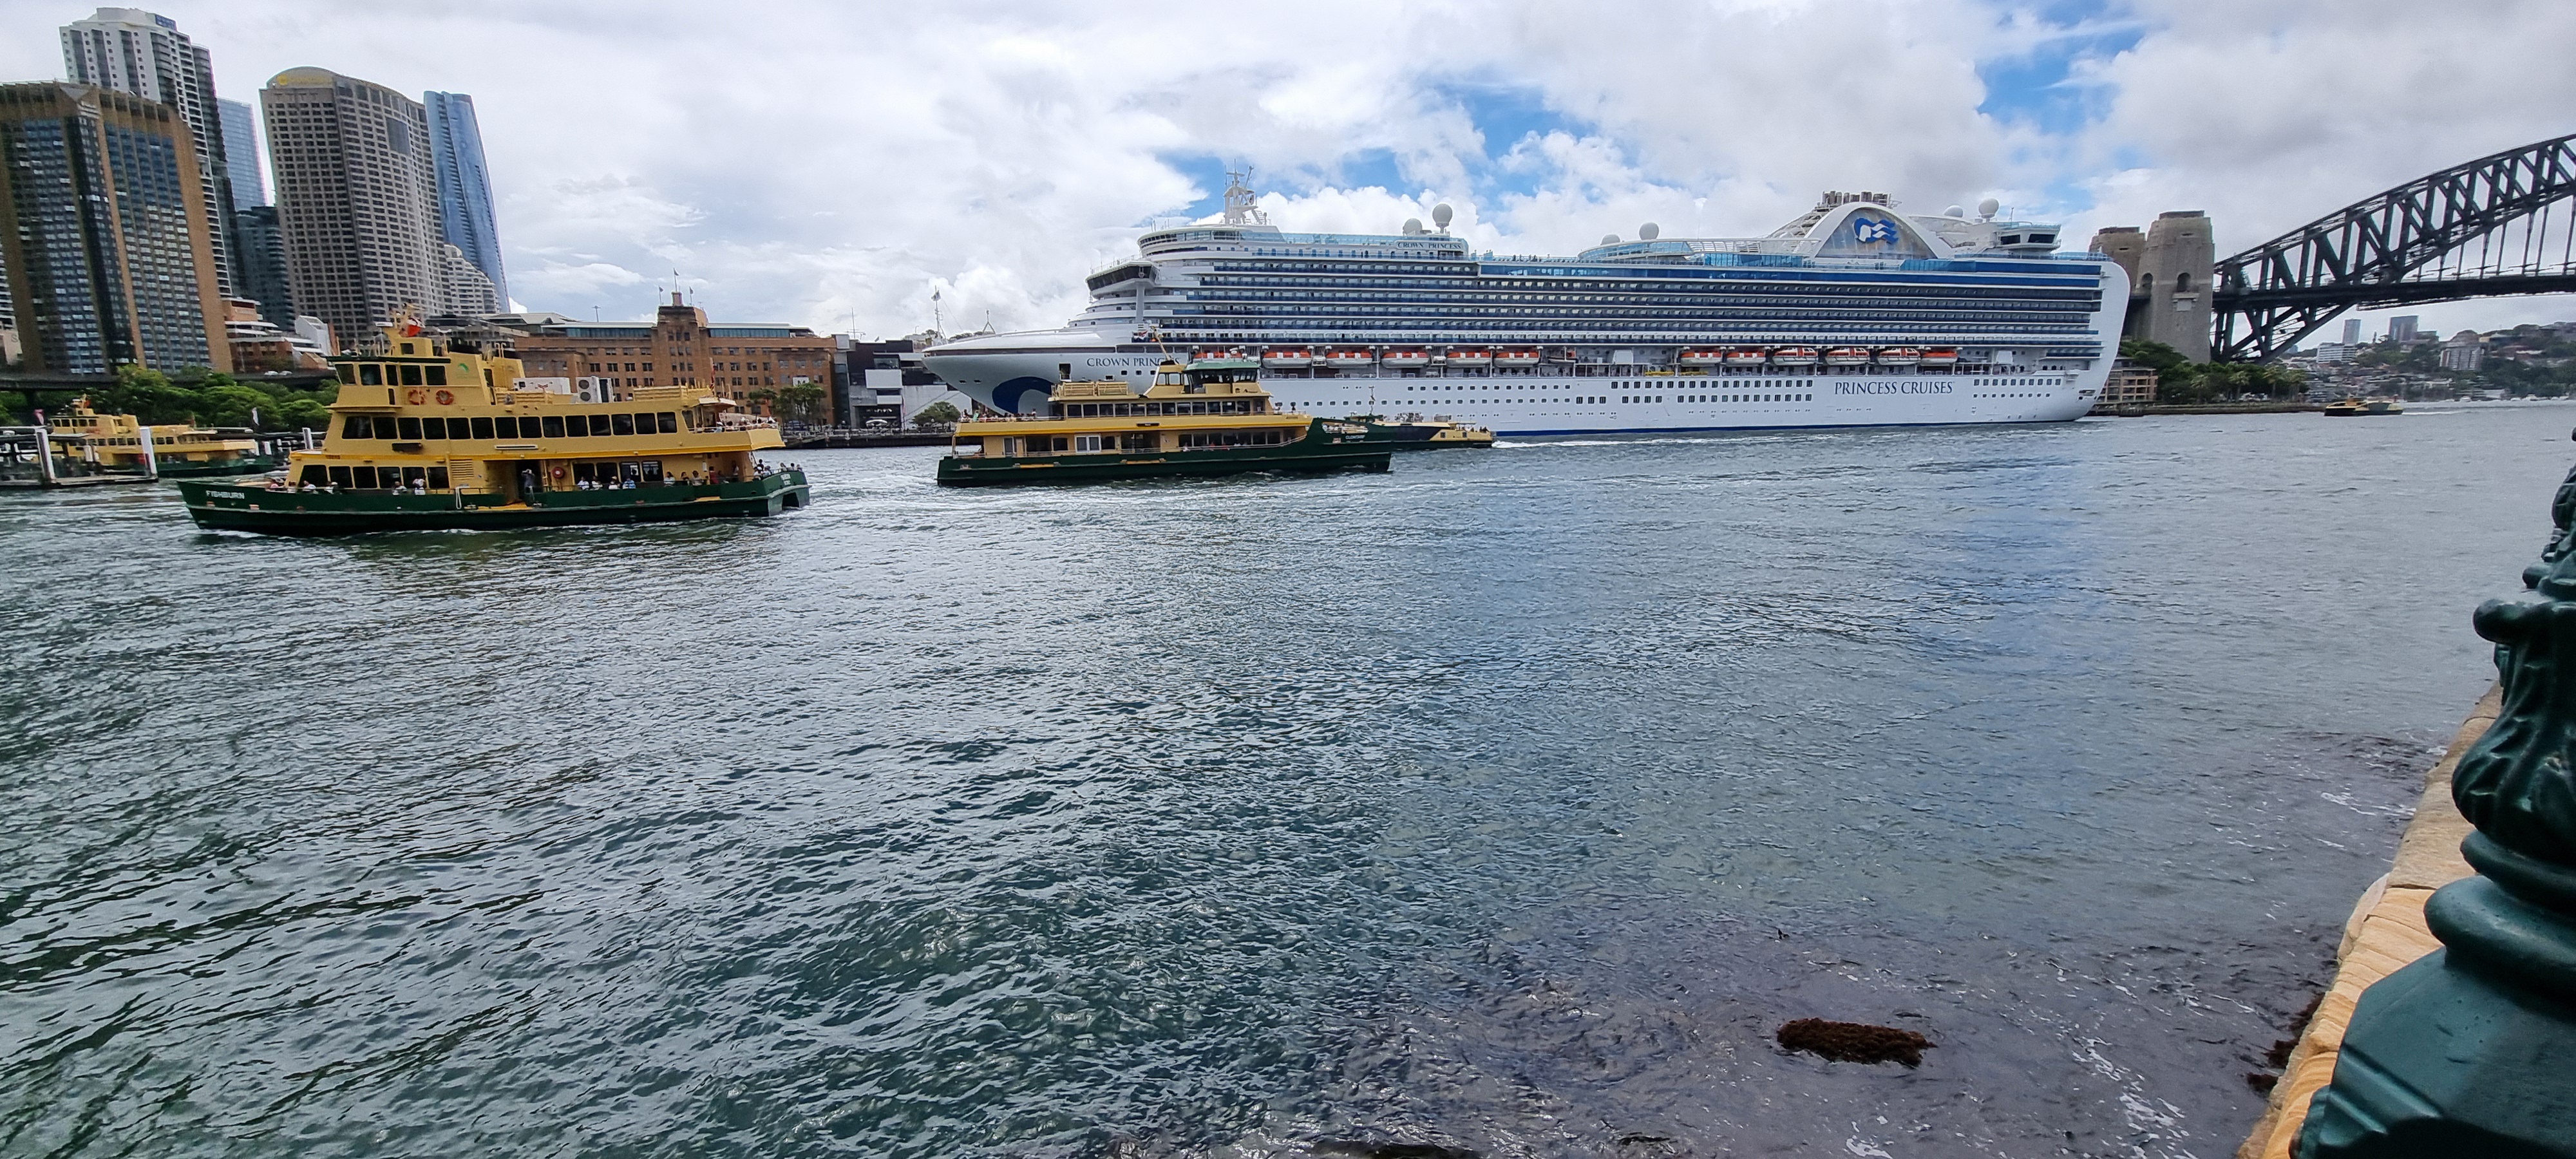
[933,288,943,335]
[1221,167,1269,226]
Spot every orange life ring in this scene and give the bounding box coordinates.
[433,389,453,406]
[406,388,426,405]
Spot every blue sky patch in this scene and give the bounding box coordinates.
[1975,0,2141,135]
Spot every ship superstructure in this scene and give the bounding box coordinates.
[923,178,2127,435]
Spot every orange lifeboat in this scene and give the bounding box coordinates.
[1494,347,1542,366]
[1443,348,1493,367]
[1260,347,1314,368]
[1322,348,1376,368]
[1722,346,1769,367]
[1770,346,1820,367]
[1919,346,1960,367]
[1822,346,1871,366]
[1379,348,1431,369]
[1678,348,1728,367]
[1875,346,1922,366]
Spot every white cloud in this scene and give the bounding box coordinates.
[1,0,2564,340]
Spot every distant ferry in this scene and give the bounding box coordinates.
[923,176,2127,435]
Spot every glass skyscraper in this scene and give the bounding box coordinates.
[424,91,504,308]
[218,97,263,207]
[0,82,227,373]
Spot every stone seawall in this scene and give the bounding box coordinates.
[2234,686,2499,1159]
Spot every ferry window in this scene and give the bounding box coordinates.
[342,415,375,439]
[568,415,594,438]
[471,417,494,440]
[612,413,636,436]
[328,466,352,488]
[400,365,423,386]
[573,462,596,484]
[353,466,379,489]
[641,460,664,484]
[542,415,566,438]
[427,467,450,490]
[336,364,357,384]
[397,417,423,440]
[656,412,677,433]
[449,417,473,439]
[1052,437,1069,452]
[403,467,428,489]
[426,365,448,386]
[299,465,327,485]
[359,364,383,386]
[1074,435,1104,452]
[493,416,517,438]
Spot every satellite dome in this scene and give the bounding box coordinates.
[1944,205,1965,218]
[1602,234,1620,245]
[1432,203,1454,229]
[1403,218,1423,234]
[1976,197,2000,220]
[1638,222,1660,240]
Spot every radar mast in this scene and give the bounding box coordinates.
[1220,169,1269,226]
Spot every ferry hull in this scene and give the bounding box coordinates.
[937,446,1389,487]
[178,471,810,536]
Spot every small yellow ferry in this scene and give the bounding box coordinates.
[47,399,279,477]
[937,359,1392,485]
[177,328,810,534]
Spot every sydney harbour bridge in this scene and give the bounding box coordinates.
[2211,131,2576,363]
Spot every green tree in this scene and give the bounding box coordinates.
[911,400,960,429]
[773,382,828,425]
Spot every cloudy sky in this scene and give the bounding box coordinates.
[6,0,2571,343]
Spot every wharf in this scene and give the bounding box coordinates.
[780,428,949,450]
[2099,402,2321,417]
[2235,687,2494,1158]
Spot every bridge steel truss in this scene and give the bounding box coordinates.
[2211,132,2576,363]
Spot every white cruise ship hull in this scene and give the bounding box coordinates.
[923,335,2103,434]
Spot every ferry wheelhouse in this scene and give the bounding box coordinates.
[176,329,810,534]
[925,179,2125,436]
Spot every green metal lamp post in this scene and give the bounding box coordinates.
[2297,471,2576,1158]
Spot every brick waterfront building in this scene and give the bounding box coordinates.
[511,294,837,422]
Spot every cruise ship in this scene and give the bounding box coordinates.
[922,176,2128,435]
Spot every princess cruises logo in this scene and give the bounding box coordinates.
[1851,216,1900,244]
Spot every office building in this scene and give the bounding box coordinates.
[424,92,505,306]
[2342,317,2363,346]
[232,204,291,330]
[60,7,238,296]
[438,243,500,317]
[261,67,441,347]
[2389,315,2421,346]
[217,97,263,206]
[2088,211,2213,362]
[511,294,837,421]
[0,82,230,373]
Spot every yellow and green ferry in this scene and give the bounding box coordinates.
[936,359,1393,486]
[48,399,280,477]
[177,330,810,534]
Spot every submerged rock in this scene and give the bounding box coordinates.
[1775,1018,1934,1067]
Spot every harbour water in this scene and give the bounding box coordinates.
[4,404,2568,1157]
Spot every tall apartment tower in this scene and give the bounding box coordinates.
[60,7,237,297]
[2342,317,2363,346]
[2088,211,2213,361]
[424,91,505,307]
[0,82,231,373]
[261,68,441,348]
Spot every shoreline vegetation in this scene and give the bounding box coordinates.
[1,365,337,433]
